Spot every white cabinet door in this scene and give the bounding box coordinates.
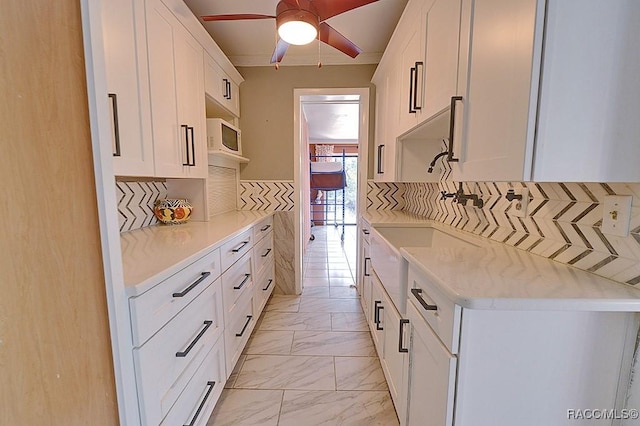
[360,234,371,320]
[421,0,462,120]
[451,0,544,182]
[369,274,385,357]
[406,302,456,426]
[205,53,240,118]
[372,62,396,182]
[381,291,408,421]
[397,12,423,135]
[102,0,154,176]
[146,0,206,178]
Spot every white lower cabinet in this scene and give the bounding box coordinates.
[128,215,276,425]
[381,289,408,418]
[405,302,456,426]
[404,264,636,426]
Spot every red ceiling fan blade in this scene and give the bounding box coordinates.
[201,14,275,22]
[312,0,379,21]
[270,38,290,64]
[319,22,362,58]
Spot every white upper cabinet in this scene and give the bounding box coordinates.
[452,0,640,183]
[205,53,240,118]
[146,0,207,178]
[102,0,154,177]
[422,0,462,120]
[372,57,400,182]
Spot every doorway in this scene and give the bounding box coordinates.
[293,88,370,295]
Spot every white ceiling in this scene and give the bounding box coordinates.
[182,0,408,67]
[302,95,361,142]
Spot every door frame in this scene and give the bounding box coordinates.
[293,87,370,294]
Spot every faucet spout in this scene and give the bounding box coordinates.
[427,151,449,173]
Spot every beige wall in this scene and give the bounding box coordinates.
[237,65,377,180]
[0,0,119,423]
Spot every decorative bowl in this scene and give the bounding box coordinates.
[154,198,192,225]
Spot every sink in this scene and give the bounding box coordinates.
[370,225,478,315]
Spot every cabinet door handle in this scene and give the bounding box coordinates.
[261,248,272,258]
[233,273,251,290]
[376,305,384,330]
[108,93,121,157]
[188,126,196,166]
[236,315,253,337]
[399,319,409,353]
[413,61,423,111]
[373,300,381,326]
[263,279,273,291]
[181,124,190,166]
[226,80,232,100]
[411,288,438,311]
[183,381,216,426]
[408,66,416,113]
[260,224,271,232]
[447,96,463,163]
[376,145,384,174]
[364,257,371,277]
[223,78,229,98]
[176,320,213,357]
[231,241,250,253]
[172,272,211,298]
[362,229,370,235]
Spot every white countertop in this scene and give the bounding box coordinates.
[364,210,640,311]
[121,210,272,296]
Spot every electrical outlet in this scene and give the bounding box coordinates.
[602,195,632,237]
[511,188,529,218]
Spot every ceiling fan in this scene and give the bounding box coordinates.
[201,0,379,65]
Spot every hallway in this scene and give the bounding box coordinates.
[207,225,399,425]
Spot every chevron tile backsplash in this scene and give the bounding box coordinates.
[116,181,167,232]
[239,181,295,211]
[397,167,640,286]
[367,181,406,210]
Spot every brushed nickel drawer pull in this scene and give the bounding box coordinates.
[234,274,251,290]
[176,320,212,358]
[236,315,253,337]
[172,272,211,298]
[183,381,216,426]
[411,288,438,311]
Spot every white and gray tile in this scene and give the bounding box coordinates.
[265,295,301,313]
[298,298,361,313]
[207,389,283,426]
[331,312,368,332]
[278,390,399,426]
[234,355,336,390]
[290,331,376,357]
[244,330,294,355]
[259,312,332,331]
[335,357,388,391]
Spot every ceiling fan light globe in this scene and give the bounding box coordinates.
[278,20,317,45]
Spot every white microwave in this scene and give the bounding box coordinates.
[206,118,242,156]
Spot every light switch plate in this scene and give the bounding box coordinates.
[602,195,632,237]
[511,188,529,218]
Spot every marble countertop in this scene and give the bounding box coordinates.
[364,210,640,311]
[121,210,273,296]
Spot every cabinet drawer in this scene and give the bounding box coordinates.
[225,294,255,375]
[408,265,461,354]
[221,252,253,321]
[134,280,224,425]
[160,338,225,426]
[254,263,275,315]
[253,215,273,242]
[253,233,274,276]
[220,229,253,271]
[129,248,221,347]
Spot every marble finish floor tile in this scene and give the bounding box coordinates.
[331,312,368,331]
[298,297,362,313]
[329,270,354,279]
[329,277,356,287]
[300,286,331,298]
[259,312,332,331]
[335,357,388,391]
[304,269,328,278]
[234,355,335,390]
[291,331,376,357]
[278,390,399,426]
[265,295,301,312]
[303,277,331,287]
[244,330,294,355]
[207,389,283,426]
[225,354,246,389]
[329,286,358,298]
